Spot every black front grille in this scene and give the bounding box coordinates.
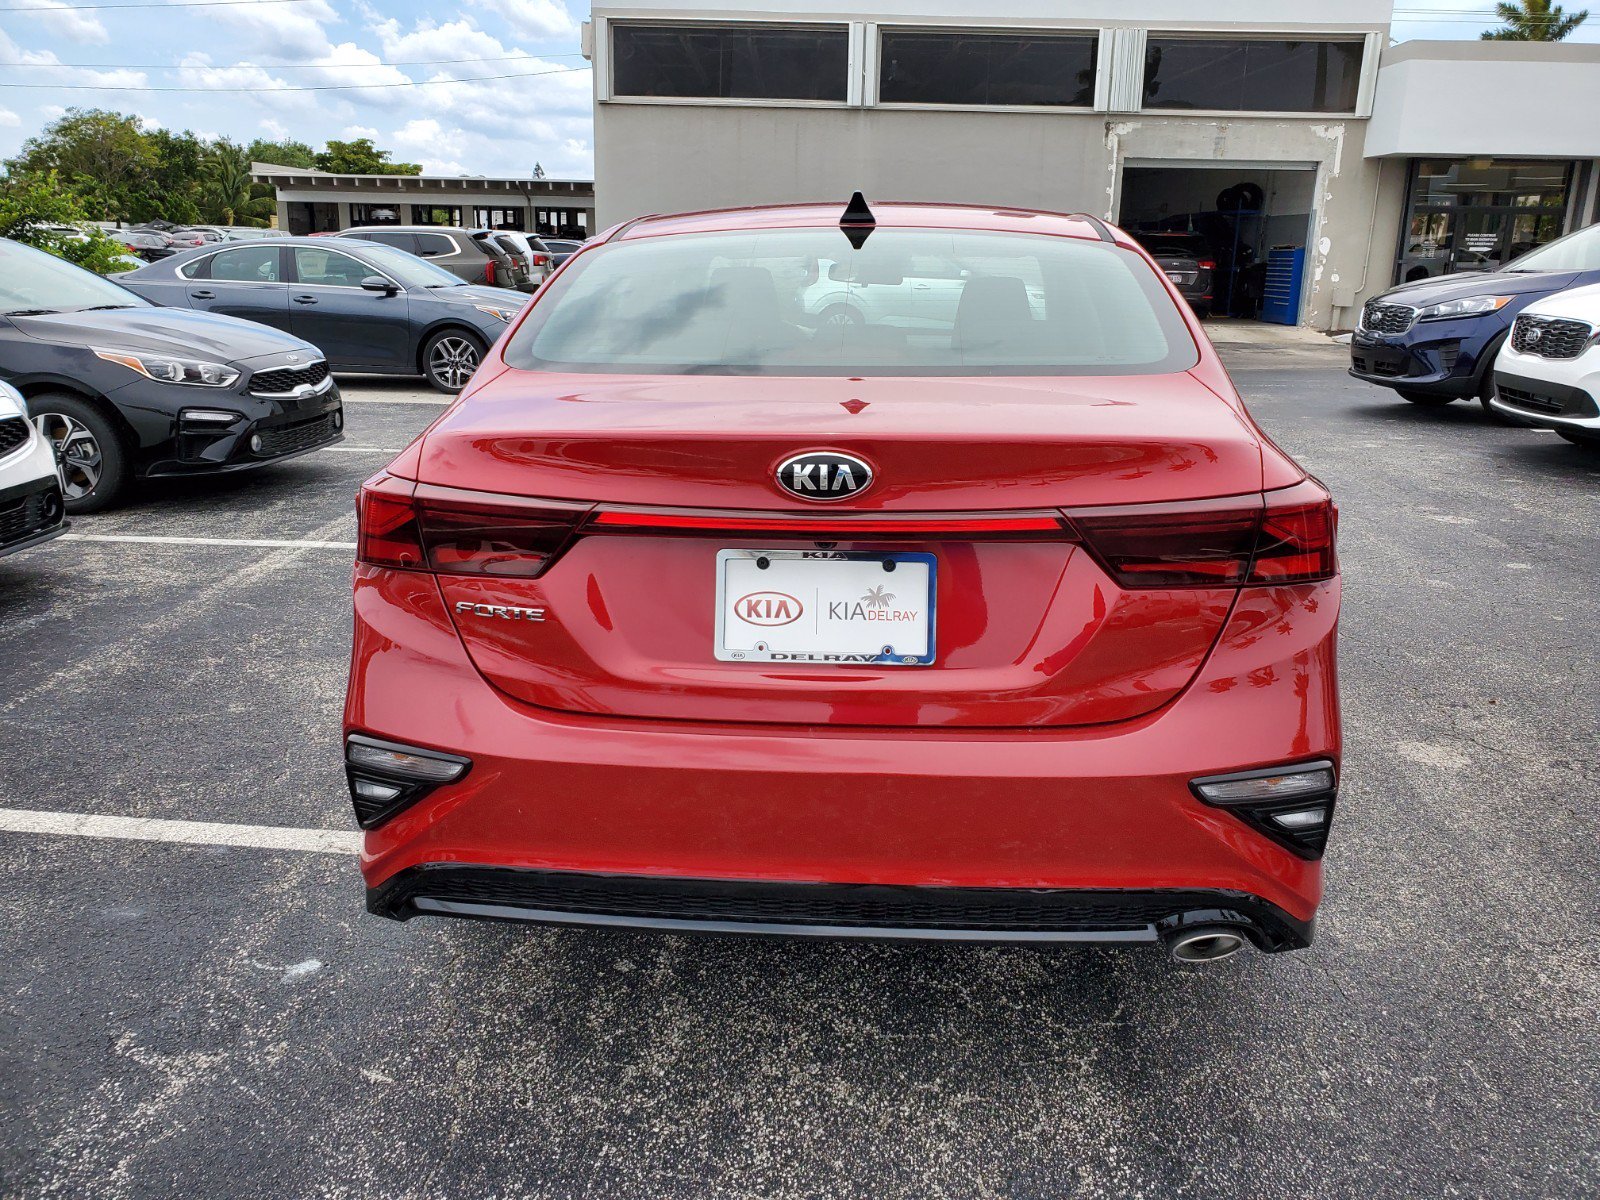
[1496,383,1564,415]
[249,359,330,395]
[1511,314,1592,359]
[1438,340,1460,372]
[0,486,63,547]
[0,416,29,457]
[369,865,1310,949]
[253,410,340,457]
[1362,301,1415,334]
[1352,352,1405,378]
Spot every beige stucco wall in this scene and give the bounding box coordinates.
[596,103,1391,329]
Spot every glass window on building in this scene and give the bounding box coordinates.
[1395,159,1573,284]
[349,204,402,226]
[612,23,849,101]
[1143,39,1363,113]
[475,207,525,230]
[414,205,462,227]
[878,30,1097,107]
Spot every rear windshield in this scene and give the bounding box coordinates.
[502,227,1197,376]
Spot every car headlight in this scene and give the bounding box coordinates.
[93,348,241,388]
[474,304,519,322]
[1414,295,1512,322]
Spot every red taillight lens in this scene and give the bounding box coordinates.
[1067,497,1261,587]
[532,253,549,266]
[357,478,590,578]
[412,486,591,578]
[1066,481,1336,589]
[1251,480,1338,584]
[483,260,497,285]
[1198,259,1217,270]
[356,473,424,569]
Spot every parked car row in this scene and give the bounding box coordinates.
[1349,220,1600,448]
[336,225,581,292]
[0,221,554,517]
[114,223,287,262]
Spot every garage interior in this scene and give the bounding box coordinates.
[1118,164,1317,324]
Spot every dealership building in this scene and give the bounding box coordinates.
[583,0,1600,329]
[253,164,598,239]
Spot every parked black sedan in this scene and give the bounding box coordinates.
[0,238,343,513]
[1130,232,1215,318]
[115,237,525,392]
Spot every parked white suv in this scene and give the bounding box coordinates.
[0,380,69,558]
[1491,282,1600,448]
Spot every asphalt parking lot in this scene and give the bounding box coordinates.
[2,351,1597,1199]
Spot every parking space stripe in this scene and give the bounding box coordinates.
[0,808,360,855]
[325,446,407,453]
[59,534,357,550]
[340,396,451,406]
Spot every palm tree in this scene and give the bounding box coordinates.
[1481,0,1588,40]
[201,141,276,227]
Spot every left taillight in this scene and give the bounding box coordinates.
[357,474,591,578]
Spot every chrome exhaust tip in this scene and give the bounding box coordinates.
[1166,926,1249,963]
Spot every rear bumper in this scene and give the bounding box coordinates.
[369,865,1313,951]
[346,568,1341,943]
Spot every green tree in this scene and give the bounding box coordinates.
[199,141,276,226]
[0,171,132,273]
[314,137,420,176]
[247,137,319,171]
[134,127,206,224]
[1482,0,1588,39]
[5,108,156,221]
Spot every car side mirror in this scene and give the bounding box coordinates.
[361,276,398,295]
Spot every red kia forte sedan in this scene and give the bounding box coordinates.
[345,198,1340,963]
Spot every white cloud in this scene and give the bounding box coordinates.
[259,117,289,139]
[0,29,147,88]
[465,0,576,41]
[0,109,20,128]
[197,0,340,59]
[13,0,108,45]
[341,125,380,139]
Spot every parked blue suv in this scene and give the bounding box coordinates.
[1351,221,1600,416]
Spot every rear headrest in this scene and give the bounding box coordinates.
[953,276,1034,354]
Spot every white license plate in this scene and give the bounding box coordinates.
[715,549,936,666]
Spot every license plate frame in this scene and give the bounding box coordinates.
[714,548,937,667]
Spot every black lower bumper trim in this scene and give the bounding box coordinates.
[368,865,1314,951]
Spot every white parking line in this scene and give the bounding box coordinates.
[60,534,357,550]
[0,808,359,855]
[325,446,406,453]
[340,396,450,406]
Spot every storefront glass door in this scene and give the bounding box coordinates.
[1395,159,1573,284]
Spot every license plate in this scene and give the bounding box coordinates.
[715,549,936,666]
[1165,271,1196,285]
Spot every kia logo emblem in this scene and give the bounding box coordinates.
[1525,326,1543,343]
[776,451,873,502]
[734,591,803,626]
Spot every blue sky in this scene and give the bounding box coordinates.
[0,0,1594,179]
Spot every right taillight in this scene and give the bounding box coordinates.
[356,475,592,578]
[1065,480,1336,589]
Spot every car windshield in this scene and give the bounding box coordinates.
[0,240,149,314]
[349,241,464,288]
[504,227,1197,376]
[1506,221,1600,272]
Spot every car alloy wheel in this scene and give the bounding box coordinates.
[31,410,102,501]
[428,335,481,391]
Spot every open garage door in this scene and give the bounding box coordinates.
[1119,162,1317,325]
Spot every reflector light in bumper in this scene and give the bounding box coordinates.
[345,734,471,829]
[1190,761,1338,859]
